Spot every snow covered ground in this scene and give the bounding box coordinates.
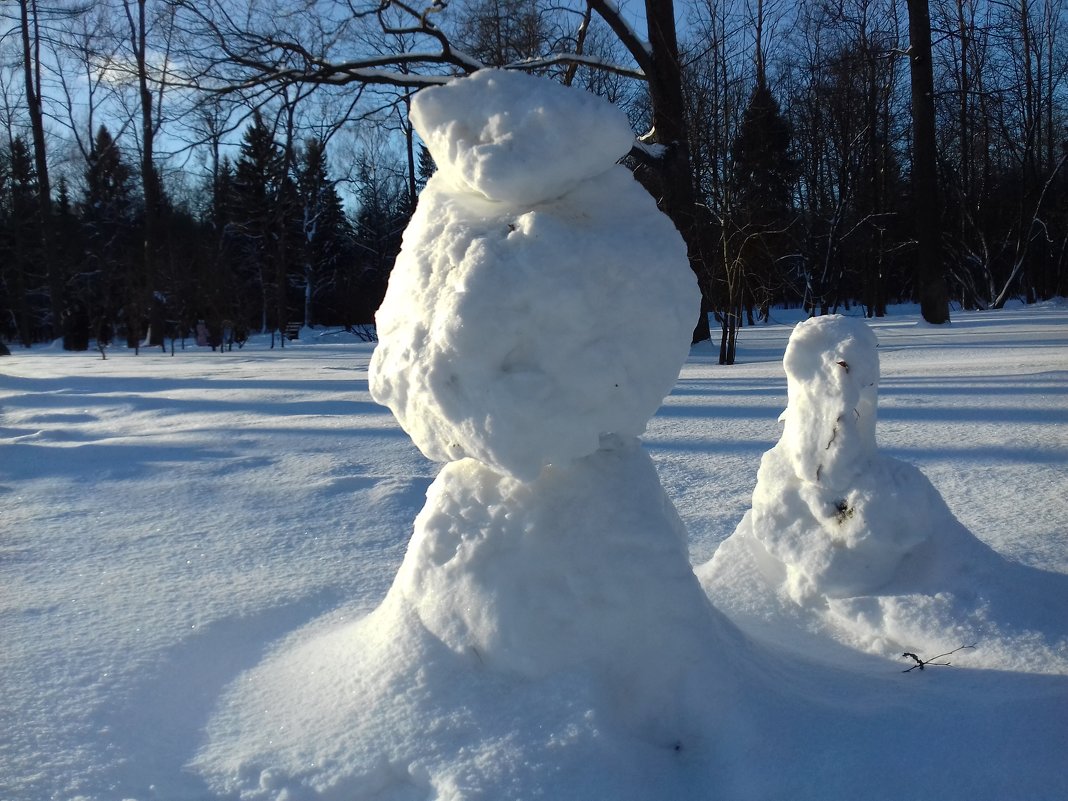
[2,301,1067,800]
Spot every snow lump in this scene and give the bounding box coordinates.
[370,69,695,481]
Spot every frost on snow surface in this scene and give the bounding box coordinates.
[698,315,1068,673]
[5,307,1068,801]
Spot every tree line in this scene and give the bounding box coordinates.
[2,0,1067,359]
[1,109,411,350]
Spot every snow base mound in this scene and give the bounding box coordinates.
[698,315,1068,673]
[193,440,744,800]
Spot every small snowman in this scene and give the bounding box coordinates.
[698,315,1068,673]
[725,315,934,603]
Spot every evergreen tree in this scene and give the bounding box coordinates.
[731,84,795,226]
[720,81,796,362]
[230,112,300,334]
[296,137,351,327]
[55,176,89,349]
[199,156,238,345]
[350,152,406,325]
[416,144,436,194]
[1,137,43,346]
[81,126,134,346]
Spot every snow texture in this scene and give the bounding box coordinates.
[371,69,696,480]
[195,439,744,801]
[3,304,1068,801]
[699,314,1068,673]
[411,68,635,206]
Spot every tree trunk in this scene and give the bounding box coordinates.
[642,0,710,343]
[19,0,61,340]
[589,0,710,343]
[907,0,950,324]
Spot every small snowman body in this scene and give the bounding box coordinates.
[737,316,934,602]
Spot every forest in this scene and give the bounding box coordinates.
[2,0,1066,355]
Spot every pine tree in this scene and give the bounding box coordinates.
[731,84,795,226]
[2,137,42,346]
[81,126,135,346]
[56,176,88,349]
[350,152,406,325]
[230,112,300,335]
[297,137,351,327]
[720,81,796,362]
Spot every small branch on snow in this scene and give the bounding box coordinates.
[901,644,977,672]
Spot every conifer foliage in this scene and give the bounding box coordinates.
[0,115,401,347]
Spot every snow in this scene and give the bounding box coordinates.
[2,305,1068,800]
[410,69,636,207]
[697,314,1068,674]
[371,70,695,480]
[3,65,1068,801]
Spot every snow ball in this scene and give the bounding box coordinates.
[391,439,728,687]
[779,315,879,489]
[370,167,696,480]
[411,69,636,206]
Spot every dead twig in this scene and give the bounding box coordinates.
[901,644,977,672]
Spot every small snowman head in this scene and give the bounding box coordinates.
[778,315,879,489]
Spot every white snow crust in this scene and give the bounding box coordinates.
[3,304,1068,801]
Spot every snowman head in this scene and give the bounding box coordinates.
[778,315,879,489]
[411,68,636,207]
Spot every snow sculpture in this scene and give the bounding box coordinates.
[698,314,1068,672]
[370,69,696,480]
[744,315,929,602]
[196,70,742,799]
[369,64,714,700]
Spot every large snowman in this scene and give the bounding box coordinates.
[367,65,728,715]
[196,70,743,799]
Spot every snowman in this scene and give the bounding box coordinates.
[699,315,1068,673]
[367,68,736,734]
[708,315,937,604]
[195,71,747,798]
